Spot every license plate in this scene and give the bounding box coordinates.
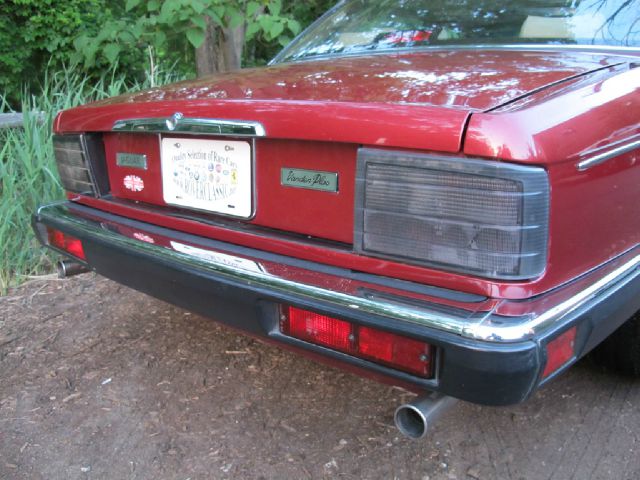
[161,137,252,218]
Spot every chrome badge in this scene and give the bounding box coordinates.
[165,112,183,131]
[116,152,147,170]
[281,168,338,192]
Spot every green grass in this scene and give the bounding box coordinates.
[0,64,184,293]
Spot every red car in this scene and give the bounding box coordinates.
[34,0,639,439]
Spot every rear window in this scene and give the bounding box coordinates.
[275,0,640,63]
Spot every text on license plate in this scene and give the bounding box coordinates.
[161,137,252,218]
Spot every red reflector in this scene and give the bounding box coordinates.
[283,307,354,353]
[281,306,433,378]
[542,326,577,379]
[47,227,86,261]
[359,326,431,377]
[358,326,394,362]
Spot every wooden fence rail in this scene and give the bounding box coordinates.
[0,112,46,130]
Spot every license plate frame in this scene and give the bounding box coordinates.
[160,137,253,218]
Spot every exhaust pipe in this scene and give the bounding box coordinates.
[57,260,89,278]
[394,392,458,439]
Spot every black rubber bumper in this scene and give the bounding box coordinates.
[33,202,640,406]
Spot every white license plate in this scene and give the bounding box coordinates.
[161,137,252,218]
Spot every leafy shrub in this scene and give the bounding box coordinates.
[72,0,304,73]
[1,0,337,108]
[0,0,114,106]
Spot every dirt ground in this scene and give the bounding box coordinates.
[1,273,639,480]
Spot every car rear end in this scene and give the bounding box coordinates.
[34,78,638,408]
[33,1,640,438]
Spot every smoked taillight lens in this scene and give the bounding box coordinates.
[53,134,108,196]
[47,227,86,260]
[280,306,433,378]
[354,148,549,280]
[53,135,95,194]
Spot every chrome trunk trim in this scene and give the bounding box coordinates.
[113,114,266,137]
[273,44,640,66]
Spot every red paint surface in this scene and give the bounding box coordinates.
[104,134,357,243]
[464,63,640,163]
[465,62,640,295]
[105,133,161,204]
[81,50,621,110]
[252,140,357,242]
[57,100,467,153]
[57,49,640,300]
[55,51,626,152]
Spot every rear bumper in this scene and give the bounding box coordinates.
[33,202,640,406]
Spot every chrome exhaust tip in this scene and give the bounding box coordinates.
[57,260,89,278]
[394,392,457,439]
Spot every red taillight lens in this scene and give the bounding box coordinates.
[542,326,577,379]
[281,306,433,378]
[284,308,354,352]
[47,227,86,260]
[358,326,431,377]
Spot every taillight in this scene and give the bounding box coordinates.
[280,306,433,378]
[53,134,108,196]
[53,135,95,194]
[354,148,549,280]
[542,326,577,379]
[46,227,86,260]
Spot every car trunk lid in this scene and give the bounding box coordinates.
[56,49,622,244]
[78,49,621,110]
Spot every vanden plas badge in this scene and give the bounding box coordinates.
[116,152,148,170]
[281,168,338,192]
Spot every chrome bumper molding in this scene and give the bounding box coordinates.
[36,203,640,343]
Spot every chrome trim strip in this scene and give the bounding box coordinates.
[273,44,640,65]
[577,139,640,171]
[36,199,74,216]
[79,133,101,196]
[464,254,640,341]
[113,115,266,137]
[36,203,640,343]
[36,204,475,337]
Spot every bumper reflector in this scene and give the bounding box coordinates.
[47,227,86,260]
[542,326,577,379]
[281,306,433,378]
[285,307,353,351]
